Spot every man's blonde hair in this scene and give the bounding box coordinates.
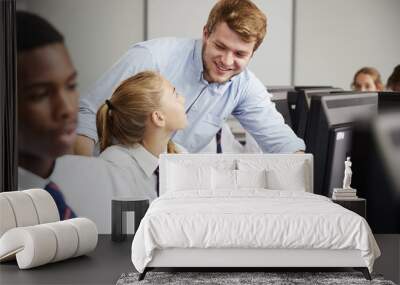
[205,0,267,51]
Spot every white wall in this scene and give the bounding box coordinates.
[147,0,212,39]
[19,0,400,92]
[251,0,293,86]
[294,0,400,89]
[23,0,144,95]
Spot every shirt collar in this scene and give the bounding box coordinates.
[125,144,159,178]
[18,167,50,190]
[193,39,204,81]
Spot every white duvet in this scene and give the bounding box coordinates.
[131,190,380,273]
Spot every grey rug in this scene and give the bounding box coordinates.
[116,271,396,285]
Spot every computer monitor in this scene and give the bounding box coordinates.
[378,91,400,112]
[323,124,353,196]
[351,113,400,233]
[304,92,378,196]
[287,86,341,136]
[294,88,343,138]
[267,86,295,127]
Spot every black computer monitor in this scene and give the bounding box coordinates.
[323,124,353,196]
[378,91,400,112]
[267,86,295,127]
[287,86,341,136]
[294,88,343,138]
[304,92,378,196]
[351,114,400,233]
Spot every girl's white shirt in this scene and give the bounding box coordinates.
[48,143,186,233]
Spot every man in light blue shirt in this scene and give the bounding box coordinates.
[75,0,305,155]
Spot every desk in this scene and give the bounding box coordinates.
[0,235,133,285]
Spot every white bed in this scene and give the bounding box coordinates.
[131,154,380,280]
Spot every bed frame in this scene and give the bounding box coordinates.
[139,248,371,280]
[137,154,372,281]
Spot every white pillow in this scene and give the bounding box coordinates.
[168,163,212,191]
[236,169,268,189]
[211,169,268,191]
[212,168,237,190]
[237,159,308,192]
[267,166,306,191]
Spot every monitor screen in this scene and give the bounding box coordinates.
[305,92,378,196]
[323,125,353,196]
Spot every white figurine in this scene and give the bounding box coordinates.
[342,157,353,189]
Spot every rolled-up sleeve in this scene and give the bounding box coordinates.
[77,46,156,142]
[232,77,305,153]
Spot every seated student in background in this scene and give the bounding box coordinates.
[351,66,384,92]
[386,64,400,92]
[16,11,77,220]
[96,71,187,201]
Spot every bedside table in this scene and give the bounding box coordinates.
[111,198,149,242]
[332,198,366,218]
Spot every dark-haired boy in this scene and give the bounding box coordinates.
[17,11,78,220]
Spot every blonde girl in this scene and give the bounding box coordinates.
[351,67,384,92]
[95,71,187,199]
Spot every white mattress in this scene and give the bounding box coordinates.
[131,190,380,273]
